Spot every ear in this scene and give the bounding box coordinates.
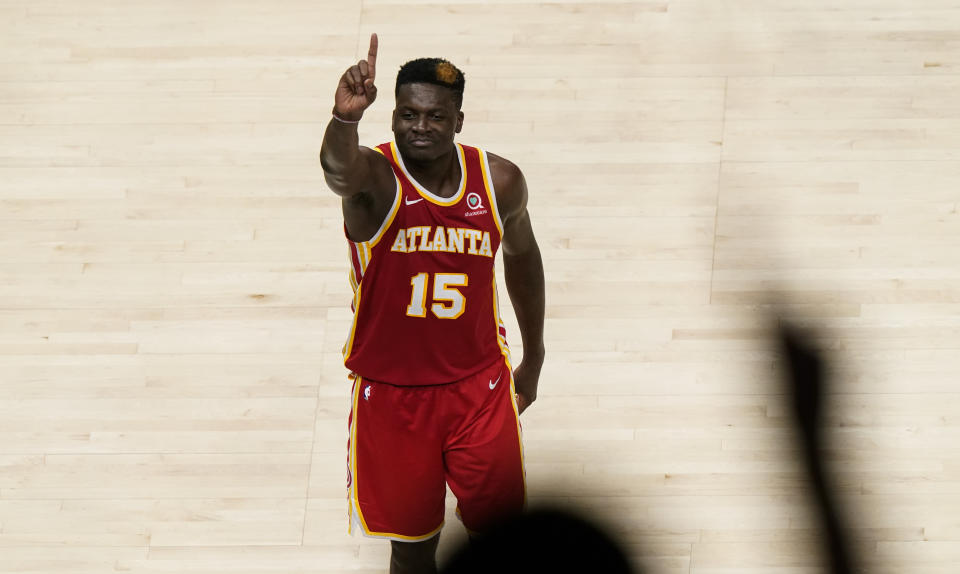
[455,111,464,134]
[391,109,398,131]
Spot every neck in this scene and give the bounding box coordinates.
[403,144,460,197]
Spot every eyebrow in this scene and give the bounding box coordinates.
[399,106,447,114]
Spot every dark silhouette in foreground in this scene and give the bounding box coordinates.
[440,322,860,573]
[441,506,635,573]
[780,323,856,574]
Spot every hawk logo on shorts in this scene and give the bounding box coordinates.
[363,385,372,401]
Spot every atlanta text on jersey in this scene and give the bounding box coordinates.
[389,226,494,258]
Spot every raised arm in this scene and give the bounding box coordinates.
[320,33,393,199]
[491,153,545,415]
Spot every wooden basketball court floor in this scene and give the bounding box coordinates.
[2,1,960,572]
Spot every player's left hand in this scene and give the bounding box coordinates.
[512,359,541,415]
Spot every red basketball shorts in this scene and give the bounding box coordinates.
[346,355,526,541]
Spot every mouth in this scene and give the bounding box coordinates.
[408,138,433,148]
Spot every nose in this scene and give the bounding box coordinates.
[412,115,429,133]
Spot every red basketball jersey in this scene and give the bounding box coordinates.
[342,141,511,385]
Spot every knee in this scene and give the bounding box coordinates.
[390,536,440,574]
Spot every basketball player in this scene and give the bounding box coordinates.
[320,34,545,574]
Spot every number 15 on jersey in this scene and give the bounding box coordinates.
[406,272,468,319]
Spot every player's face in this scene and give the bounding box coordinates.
[392,83,463,163]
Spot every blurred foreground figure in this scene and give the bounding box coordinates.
[440,507,635,574]
[779,323,857,574]
[441,323,860,573]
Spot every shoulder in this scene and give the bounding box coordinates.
[363,142,393,168]
[359,143,397,196]
[341,144,399,240]
[338,145,395,205]
[485,151,528,222]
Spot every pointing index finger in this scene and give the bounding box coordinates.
[367,33,378,80]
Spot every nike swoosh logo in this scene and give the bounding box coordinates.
[405,197,424,205]
[489,372,502,390]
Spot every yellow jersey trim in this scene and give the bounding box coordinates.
[357,521,444,542]
[491,271,511,360]
[360,176,401,250]
[342,283,363,362]
[390,141,466,206]
[347,375,362,534]
[506,357,527,509]
[479,149,504,239]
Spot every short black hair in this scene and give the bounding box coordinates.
[395,58,465,109]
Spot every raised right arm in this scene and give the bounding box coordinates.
[320,33,393,198]
[320,117,387,197]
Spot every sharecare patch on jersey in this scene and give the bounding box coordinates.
[390,226,494,258]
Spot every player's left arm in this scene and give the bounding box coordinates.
[490,153,545,415]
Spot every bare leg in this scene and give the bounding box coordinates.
[390,535,440,574]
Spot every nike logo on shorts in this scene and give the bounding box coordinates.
[405,197,424,205]
[489,372,502,390]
